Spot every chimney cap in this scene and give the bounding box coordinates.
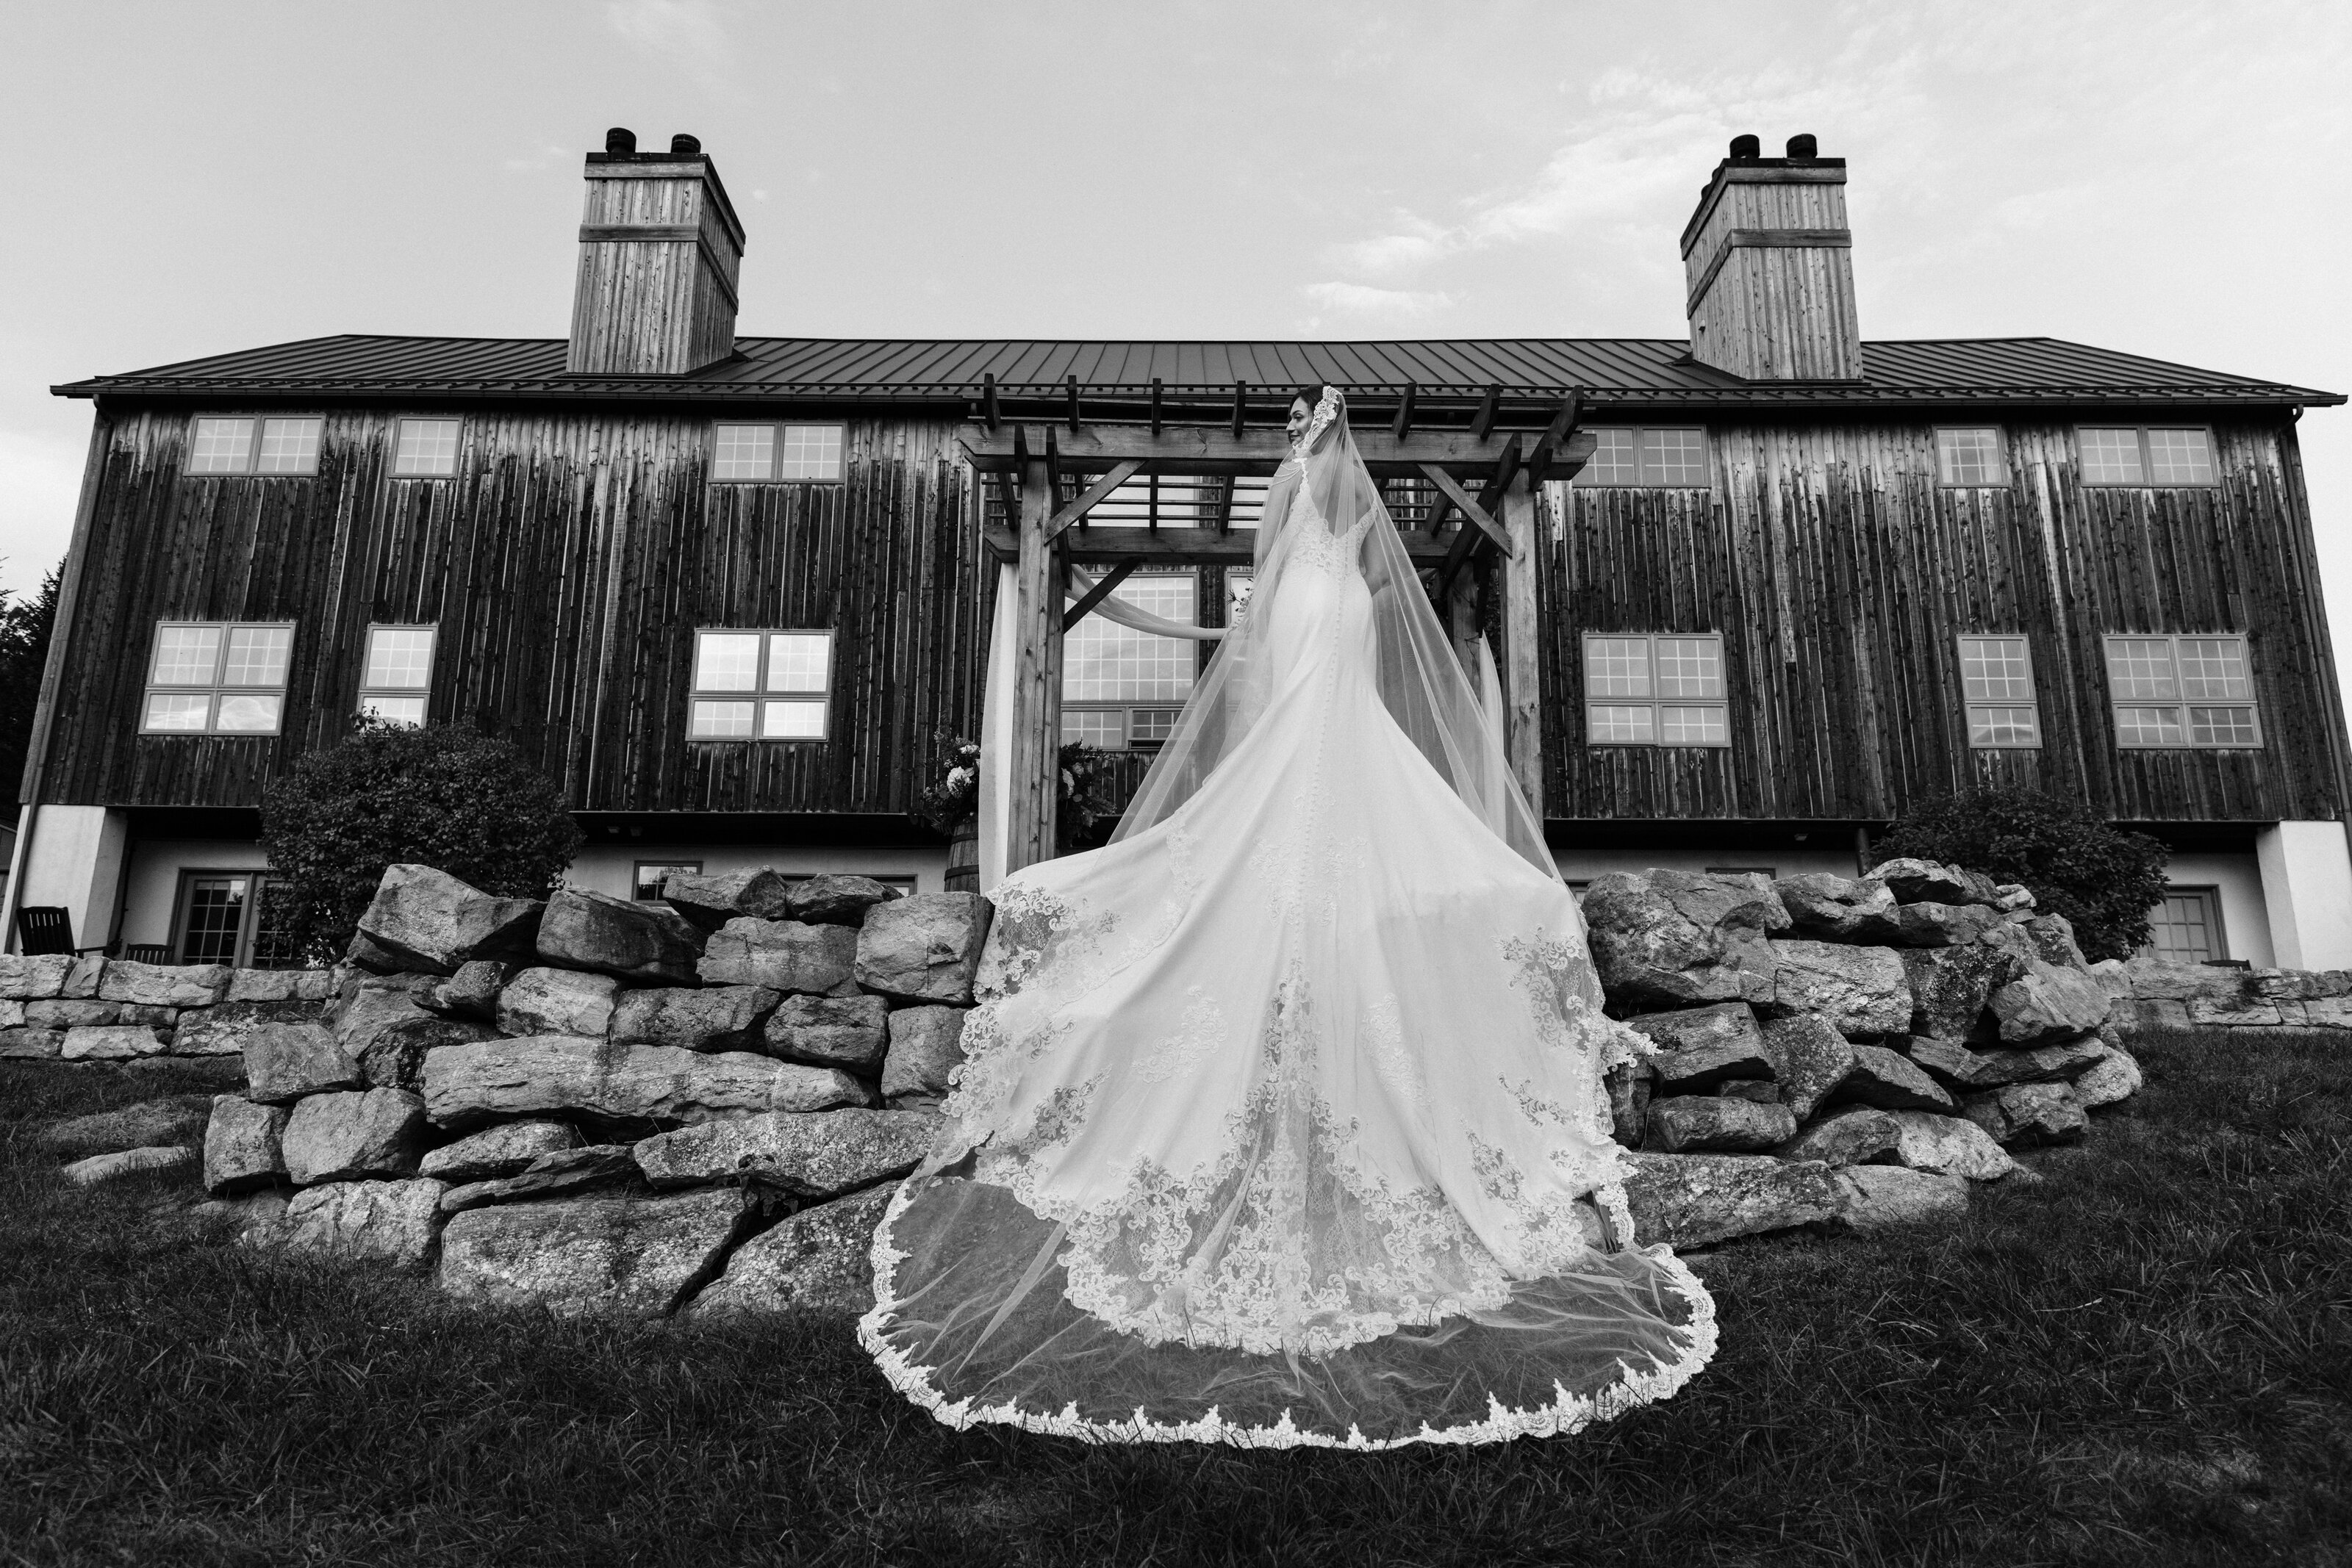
[670,133,702,157]
[1786,133,1819,159]
[1729,133,1760,160]
[604,127,637,155]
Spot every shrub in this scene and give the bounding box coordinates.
[260,719,584,962]
[1872,786,2168,962]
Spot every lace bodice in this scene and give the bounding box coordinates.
[1280,458,1372,577]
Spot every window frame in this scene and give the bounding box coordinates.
[2101,632,2262,750]
[358,622,437,726]
[2074,425,2220,488]
[390,417,465,478]
[1061,568,1201,752]
[182,414,324,477]
[707,421,848,484]
[1580,631,1732,749]
[1571,427,1713,489]
[633,860,704,902]
[1955,633,2042,750]
[168,868,302,968]
[2145,885,2229,964]
[139,619,297,736]
[686,627,835,742]
[1932,426,2007,487]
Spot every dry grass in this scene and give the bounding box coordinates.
[1,1026,2346,1567]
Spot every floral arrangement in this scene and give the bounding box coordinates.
[912,734,983,836]
[911,732,1119,852]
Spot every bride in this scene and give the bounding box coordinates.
[858,386,1715,1447]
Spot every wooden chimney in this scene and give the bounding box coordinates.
[1681,133,1861,381]
[567,129,747,377]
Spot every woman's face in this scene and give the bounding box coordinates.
[1286,396,1314,444]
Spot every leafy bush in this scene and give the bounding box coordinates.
[0,565,59,806]
[1873,786,2169,962]
[260,720,583,962]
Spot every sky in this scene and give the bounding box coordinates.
[3,0,2348,664]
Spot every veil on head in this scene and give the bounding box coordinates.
[1110,386,1558,877]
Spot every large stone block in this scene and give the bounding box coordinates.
[2251,968,2352,1001]
[226,968,337,1004]
[497,967,619,1038]
[1870,858,2000,907]
[1580,871,1785,1009]
[536,888,706,985]
[282,1088,430,1183]
[2185,993,2284,1026]
[63,1146,198,1186]
[855,893,994,1004]
[437,1188,747,1316]
[689,1186,894,1317]
[1990,959,2111,1044]
[59,955,106,999]
[611,985,781,1053]
[1887,902,2009,949]
[1644,1096,1796,1153]
[1887,1110,2016,1181]
[276,1179,447,1270]
[418,1119,583,1183]
[1620,1151,1840,1248]
[1960,1082,2088,1148]
[29,999,124,1029]
[331,977,498,1091]
[420,960,516,1023]
[1907,1034,2106,1093]
[1763,941,1912,1039]
[1772,873,1900,942]
[662,868,795,931]
[764,993,890,1070]
[0,1029,64,1060]
[61,1024,171,1061]
[1900,944,2022,1043]
[440,1146,642,1212]
[698,918,858,994]
[2120,955,2244,1002]
[0,999,20,1028]
[2071,1042,2144,1108]
[1832,1165,1971,1230]
[357,864,544,974]
[0,954,74,1000]
[1629,1001,1776,1093]
[633,1108,941,1198]
[96,960,232,1007]
[786,874,898,927]
[2020,914,2090,970]
[1756,1014,1857,1121]
[881,1006,968,1101]
[171,1000,318,1059]
[204,1096,289,1195]
[45,1096,212,1157]
[1779,1106,1904,1168]
[1831,1044,1955,1112]
[420,1037,872,1129]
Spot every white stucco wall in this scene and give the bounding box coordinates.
[118,838,274,951]
[2255,821,2352,970]
[562,844,950,901]
[2157,852,2272,968]
[16,805,129,952]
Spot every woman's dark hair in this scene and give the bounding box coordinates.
[1289,383,1329,413]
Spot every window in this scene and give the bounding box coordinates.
[1957,635,2040,748]
[1935,428,2004,486]
[173,872,301,968]
[2146,888,2226,963]
[1582,633,1729,747]
[634,861,703,902]
[1574,428,1710,487]
[359,624,435,725]
[392,418,462,477]
[689,630,832,740]
[184,415,323,475]
[710,422,845,482]
[1063,572,1198,749]
[141,622,294,734]
[2103,634,2260,749]
[2077,427,2217,486]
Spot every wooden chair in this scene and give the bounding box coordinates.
[13,906,108,957]
[121,943,172,964]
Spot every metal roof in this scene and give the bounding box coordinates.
[52,334,2343,409]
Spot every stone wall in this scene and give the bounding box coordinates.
[2101,952,2352,1035]
[0,954,331,1062]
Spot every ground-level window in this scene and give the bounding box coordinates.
[1582,633,1729,747]
[1063,571,1198,750]
[2103,634,2260,749]
[2077,427,2217,486]
[1958,635,2040,749]
[141,622,295,735]
[688,630,833,741]
[173,871,302,968]
[634,861,703,902]
[184,415,323,476]
[1574,428,1710,487]
[359,624,436,725]
[710,422,845,482]
[2146,887,2226,963]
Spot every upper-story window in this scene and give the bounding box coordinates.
[1574,428,1710,488]
[1958,634,2040,748]
[141,622,294,735]
[2104,634,2261,748]
[359,625,436,725]
[1935,428,2005,486]
[710,422,845,483]
[1063,572,1198,750]
[392,419,463,478]
[1582,633,1729,747]
[689,630,832,740]
[2078,427,2217,486]
[184,416,322,476]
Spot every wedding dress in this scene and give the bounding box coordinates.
[859,390,1715,1447]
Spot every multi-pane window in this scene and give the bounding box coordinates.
[1575,428,1710,487]
[359,625,436,725]
[2078,427,2217,486]
[2146,888,2225,963]
[710,422,845,482]
[184,415,323,476]
[634,861,703,902]
[392,418,462,477]
[1063,572,1197,749]
[1582,633,1729,747]
[1957,635,2040,748]
[141,622,294,734]
[173,872,301,968]
[2103,633,2260,748]
[689,630,833,740]
[1936,428,2004,486]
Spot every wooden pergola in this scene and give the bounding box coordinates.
[964,384,1595,874]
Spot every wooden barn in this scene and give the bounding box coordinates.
[10,129,2348,971]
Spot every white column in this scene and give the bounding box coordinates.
[16,805,130,952]
[2254,819,2352,971]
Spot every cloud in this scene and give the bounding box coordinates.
[1299,281,1457,320]
[605,0,735,90]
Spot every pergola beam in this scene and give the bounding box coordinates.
[988,525,1449,567]
[957,422,1532,479]
[1062,558,1140,632]
[1045,458,1144,540]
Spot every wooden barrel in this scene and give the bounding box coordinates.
[944,819,980,893]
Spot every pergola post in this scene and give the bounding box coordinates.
[1499,471,1545,817]
[1006,439,1063,874]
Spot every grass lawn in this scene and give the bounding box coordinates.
[1,1025,2345,1567]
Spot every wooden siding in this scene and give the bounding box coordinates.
[1542,416,2350,824]
[45,408,986,816]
